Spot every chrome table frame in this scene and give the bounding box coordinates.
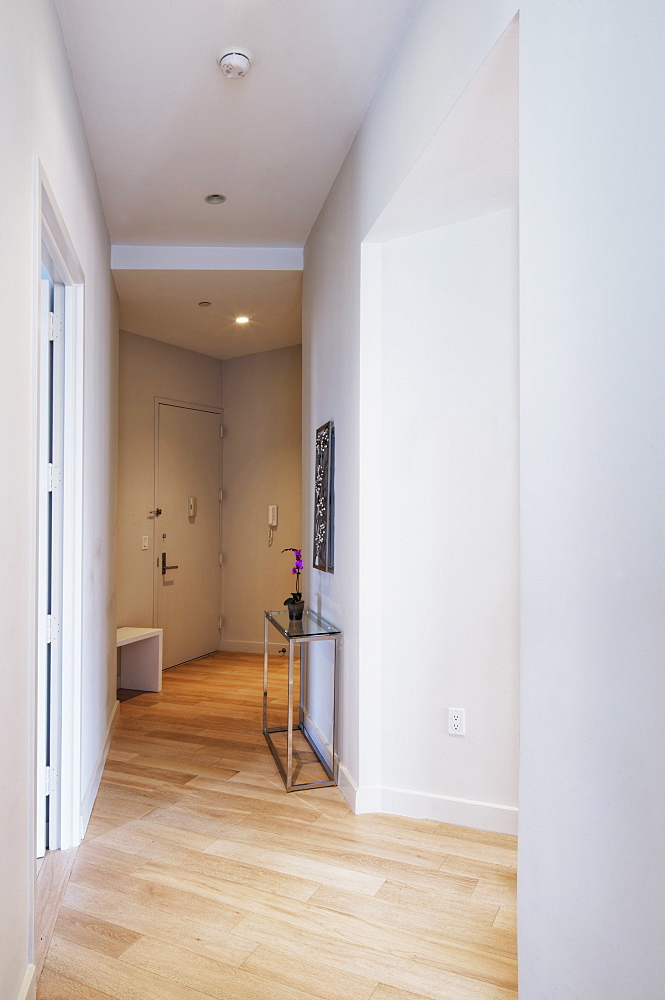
[263,609,340,792]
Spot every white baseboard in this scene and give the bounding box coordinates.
[80,699,119,838]
[376,786,518,834]
[334,764,517,834]
[302,708,332,766]
[336,763,383,814]
[219,639,284,655]
[16,964,36,1000]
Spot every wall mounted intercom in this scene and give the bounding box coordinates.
[268,504,278,546]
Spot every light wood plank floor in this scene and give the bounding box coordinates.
[38,651,517,1000]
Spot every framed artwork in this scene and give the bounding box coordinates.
[313,420,335,573]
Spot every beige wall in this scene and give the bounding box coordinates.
[117,334,302,653]
[222,345,302,651]
[117,331,223,626]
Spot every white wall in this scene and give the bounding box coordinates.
[221,346,302,652]
[303,0,519,813]
[0,1,116,997]
[116,331,223,627]
[375,211,519,830]
[305,0,665,992]
[518,0,665,995]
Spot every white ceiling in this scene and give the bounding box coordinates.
[55,0,420,358]
[55,0,421,248]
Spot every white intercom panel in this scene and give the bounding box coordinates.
[268,504,278,527]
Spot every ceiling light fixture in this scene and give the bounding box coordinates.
[218,48,252,80]
[198,301,211,307]
[235,316,249,324]
[204,193,226,204]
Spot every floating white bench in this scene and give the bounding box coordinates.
[116,627,163,692]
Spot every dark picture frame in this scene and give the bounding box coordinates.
[313,420,335,573]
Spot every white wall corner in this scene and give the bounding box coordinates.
[80,699,119,838]
[15,965,36,1000]
[335,761,362,812]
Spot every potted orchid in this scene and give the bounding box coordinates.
[282,547,305,620]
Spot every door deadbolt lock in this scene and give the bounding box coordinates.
[161,551,179,575]
[149,508,162,517]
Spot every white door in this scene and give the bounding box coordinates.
[155,402,222,668]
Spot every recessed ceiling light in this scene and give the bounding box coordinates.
[198,301,211,307]
[235,316,249,324]
[204,194,226,204]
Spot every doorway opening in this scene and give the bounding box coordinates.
[356,17,520,829]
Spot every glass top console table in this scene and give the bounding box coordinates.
[263,609,340,792]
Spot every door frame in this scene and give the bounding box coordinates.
[152,397,223,633]
[34,164,85,860]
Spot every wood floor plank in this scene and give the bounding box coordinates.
[37,966,117,999]
[229,913,517,1000]
[120,935,327,1000]
[44,935,219,1000]
[94,826,321,901]
[309,885,515,958]
[242,943,377,1000]
[70,860,246,929]
[203,837,386,896]
[52,904,142,958]
[63,881,257,966]
[492,906,517,933]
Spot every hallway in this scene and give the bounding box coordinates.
[37,653,517,999]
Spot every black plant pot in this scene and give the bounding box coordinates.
[287,601,305,621]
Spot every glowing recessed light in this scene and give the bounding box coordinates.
[235,316,249,324]
[204,193,226,204]
[198,301,211,307]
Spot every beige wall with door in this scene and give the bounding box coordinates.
[117,331,223,626]
[222,345,302,651]
[117,333,302,652]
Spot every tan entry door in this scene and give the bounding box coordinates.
[155,402,222,668]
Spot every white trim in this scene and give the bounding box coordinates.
[15,964,36,1000]
[335,762,517,833]
[36,165,86,854]
[374,786,518,835]
[335,762,383,814]
[80,700,119,839]
[111,244,303,271]
[302,708,332,769]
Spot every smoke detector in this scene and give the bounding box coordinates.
[218,48,252,79]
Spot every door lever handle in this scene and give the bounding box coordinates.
[161,552,179,575]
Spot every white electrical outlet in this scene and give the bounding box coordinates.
[448,707,465,736]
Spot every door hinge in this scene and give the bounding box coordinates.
[218,489,224,502]
[218,616,223,630]
[48,311,63,341]
[218,552,223,566]
[219,425,224,438]
[48,463,60,492]
[45,765,51,796]
[46,614,59,643]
